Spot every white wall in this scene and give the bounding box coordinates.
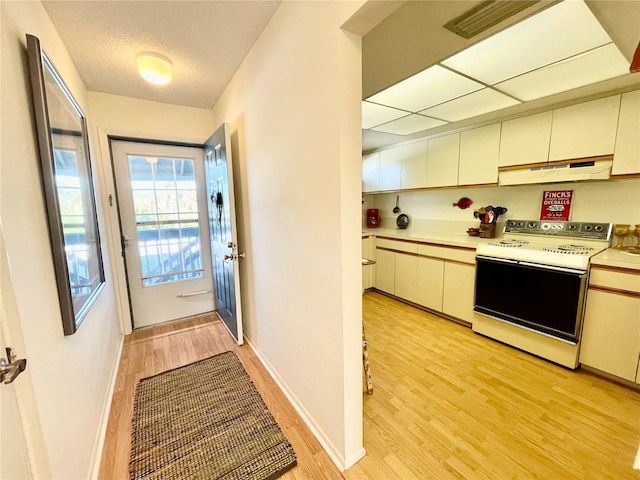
[365,178,640,233]
[0,2,122,478]
[87,91,214,334]
[209,1,365,469]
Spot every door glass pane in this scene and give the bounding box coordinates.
[128,155,203,286]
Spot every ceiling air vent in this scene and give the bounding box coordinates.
[444,0,540,39]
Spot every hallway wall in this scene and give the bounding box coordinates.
[209,1,365,469]
[0,2,122,478]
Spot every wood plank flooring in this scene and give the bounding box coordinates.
[98,314,343,480]
[100,296,640,480]
[344,292,640,480]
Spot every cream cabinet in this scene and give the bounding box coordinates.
[499,111,552,167]
[458,124,501,186]
[426,133,459,188]
[373,237,476,323]
[401,140,428,189]
[362,152,379,193]
[612,90,640,176]
[442,261,476,324]
[395,252,419,303]
[580,266,640,383]
[374,248,395,295]
[378,148,402,191]
[548,95,620,162]
[362,236,374,291]
[416,256,444,311]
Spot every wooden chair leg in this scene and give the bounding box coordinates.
[363,327,373,394]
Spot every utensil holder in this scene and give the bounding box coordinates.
[479,224,496,238]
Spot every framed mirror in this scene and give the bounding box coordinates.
[27,34,105,335]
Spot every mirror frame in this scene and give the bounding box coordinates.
[26,34,105,335]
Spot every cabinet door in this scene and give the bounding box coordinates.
[499,111,552,167]
[612,90,640,176]
[549,95,620,161]
[401,140,428,189]
[362,237,374,290]
[579,290,640,382]
[442,262,476,323]
[362,152,380,193]
[416,256,444,311]
[378,148,402,191]
[426,133,459,188]
[375,248,395,295]
[395,252,418,303]
[458,124,501,186]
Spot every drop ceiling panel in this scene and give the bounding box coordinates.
[371,114,447,135]
[495,43,630,102]
[362,102,408,129]
[441,0,613,85]
[366,65,483,112]
[419,89,520,122]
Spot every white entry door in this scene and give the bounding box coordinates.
[204,124,243,344]
[0,229,32,479]
[112,141,214,329]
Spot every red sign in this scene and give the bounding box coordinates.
[540,190,573,221]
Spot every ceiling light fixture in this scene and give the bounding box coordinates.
[137,53,172,85]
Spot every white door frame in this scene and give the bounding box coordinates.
[94,128,209,335]
[111,140,215,329]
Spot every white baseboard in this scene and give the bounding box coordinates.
[245,335,353,472]
[88,334,124,480]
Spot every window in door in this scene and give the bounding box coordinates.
[127,155,204,286]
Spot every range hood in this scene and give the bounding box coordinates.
[499,159,613,186]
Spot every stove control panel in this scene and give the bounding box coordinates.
[504,219,612,240]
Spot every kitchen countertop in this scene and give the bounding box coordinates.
[591,248,640,271]
[362,228,499,249]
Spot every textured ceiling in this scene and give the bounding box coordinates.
[42,1,281,109]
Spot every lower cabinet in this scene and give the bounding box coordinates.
[442,262,476,324]
[416,256,444,311]
[374,240,475,324]
[580,289,640,382]
[362,236,374,290]
[375,248,395,295]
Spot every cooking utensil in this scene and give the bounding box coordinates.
[453,197,473,209]
[393,195,400,213]
[396,214,409,229]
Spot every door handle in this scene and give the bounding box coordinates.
[0,348,27,385]
[224,253,245,261]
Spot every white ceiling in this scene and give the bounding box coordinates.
[42,1,281,109]
[362,0,640,151]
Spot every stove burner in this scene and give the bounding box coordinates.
[543,244,595,255]
[489,240,529,248]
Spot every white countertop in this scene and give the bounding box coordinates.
[591,248,640,271]
[362,228,498,249]
[363,229,640,271]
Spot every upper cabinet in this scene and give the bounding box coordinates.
[499,111,552,167]
[362,152,379,193]
[378,148,402,191]
[548,95,620,162]
[458,124,501,186]
[426,133,459,188]
[400,140,428,189]
[612,90,640,176]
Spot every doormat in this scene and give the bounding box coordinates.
[129,351,297,480]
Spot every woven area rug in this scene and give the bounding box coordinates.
[129,351,297,480]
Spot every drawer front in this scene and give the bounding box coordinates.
[417,243,475,264]
[589,267,640,294]
[376,238,418,254]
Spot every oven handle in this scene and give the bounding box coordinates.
[476,256,587,275]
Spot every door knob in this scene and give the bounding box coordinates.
[0,348,27,385]
[224,254,233,260]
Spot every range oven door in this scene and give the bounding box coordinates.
[474,255,588,343]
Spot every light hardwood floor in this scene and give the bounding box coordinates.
[98,314,343,480]
[345,292,640,480]
[100,295,640,480]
